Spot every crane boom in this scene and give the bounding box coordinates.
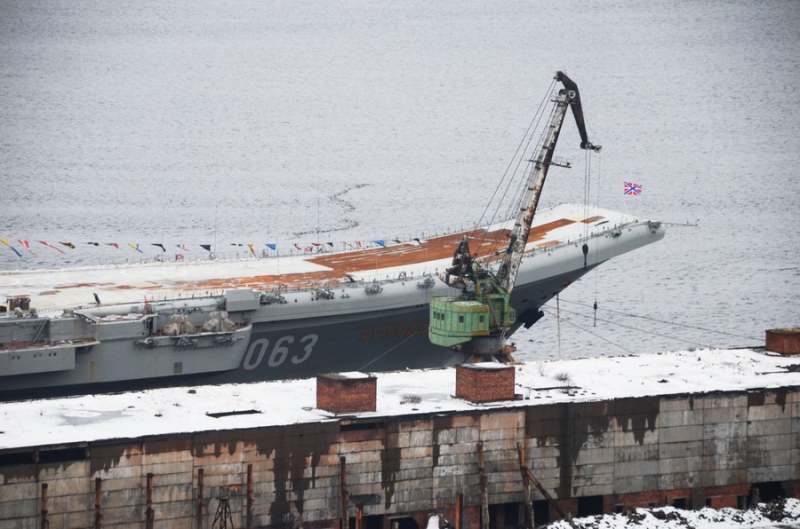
[429,72,601,358]
[495,72,601,294]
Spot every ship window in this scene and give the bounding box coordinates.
[458,315,464,323]
[479,316,485,323]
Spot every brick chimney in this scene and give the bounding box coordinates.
[455,363,515,403]
[316,372,377,413]
[766,328,800,356]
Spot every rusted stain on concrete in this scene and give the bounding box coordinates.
[775,389,788,412]
[615,397,659,445]
[380,421,401,509]
[748,392,766,408]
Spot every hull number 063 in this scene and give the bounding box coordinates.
[242,334,318,370]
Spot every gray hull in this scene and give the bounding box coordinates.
[0,212,664,400]
[0,264,585,401]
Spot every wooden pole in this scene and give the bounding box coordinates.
[197,468,204,529]
[146,473,154,529]
[516,443,534,526]
[94,477,103,529]
[355,502,364,529]
[515,445,567,520]
[478,442,489,529]
[455,492,463,529]
[246,464,254,529]
[340,456,349,529]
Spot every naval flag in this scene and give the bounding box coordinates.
[623,181,642,196]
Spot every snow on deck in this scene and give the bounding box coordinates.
[0,204,639,311]
[1,347,797,451]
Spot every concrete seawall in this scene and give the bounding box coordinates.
[1,385,798,528]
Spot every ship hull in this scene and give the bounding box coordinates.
[0,265,593,400]
[0,204,665,400]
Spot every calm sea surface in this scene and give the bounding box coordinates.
[2,0,799,362]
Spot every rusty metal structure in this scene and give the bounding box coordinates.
[430,72,603,357]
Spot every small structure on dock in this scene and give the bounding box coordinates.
[317,371,377,413]
[455,363,516,402]
[766,328,800,356]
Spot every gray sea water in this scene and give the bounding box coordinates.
[2,0,799,362]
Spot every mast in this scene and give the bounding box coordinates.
[495,71,601,294]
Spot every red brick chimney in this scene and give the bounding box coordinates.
[455,363,515,402]
[766,328,800,356]
[316,372,377,413]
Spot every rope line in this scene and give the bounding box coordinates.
[357,331,421,372]
[556,298,761,341]
[546,310,637,355]
[545,305,717,348]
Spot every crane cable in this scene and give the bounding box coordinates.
[593,152,601,326]
[555,297,762,342]
[472,79,561,266]
[470,78,556,242]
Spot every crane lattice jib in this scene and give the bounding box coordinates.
[495,72,601,294]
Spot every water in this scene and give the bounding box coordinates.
[2,0,799,362]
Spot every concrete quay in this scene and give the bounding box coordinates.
[1,348,798,528]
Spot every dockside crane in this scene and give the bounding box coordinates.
[428,71,601,358]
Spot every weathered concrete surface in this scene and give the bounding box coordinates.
[1,387,798,528]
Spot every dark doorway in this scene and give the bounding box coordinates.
[488,502,522,528]
[577,495,604,517]
[389,517,419,529]
[533,500,550,526]
[349,514,383,529]
[751,481,786,504]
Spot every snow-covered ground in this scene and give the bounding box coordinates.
[546,498,800,529]
[1,347,797,450]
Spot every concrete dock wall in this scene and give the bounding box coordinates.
[1,387,798,528]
